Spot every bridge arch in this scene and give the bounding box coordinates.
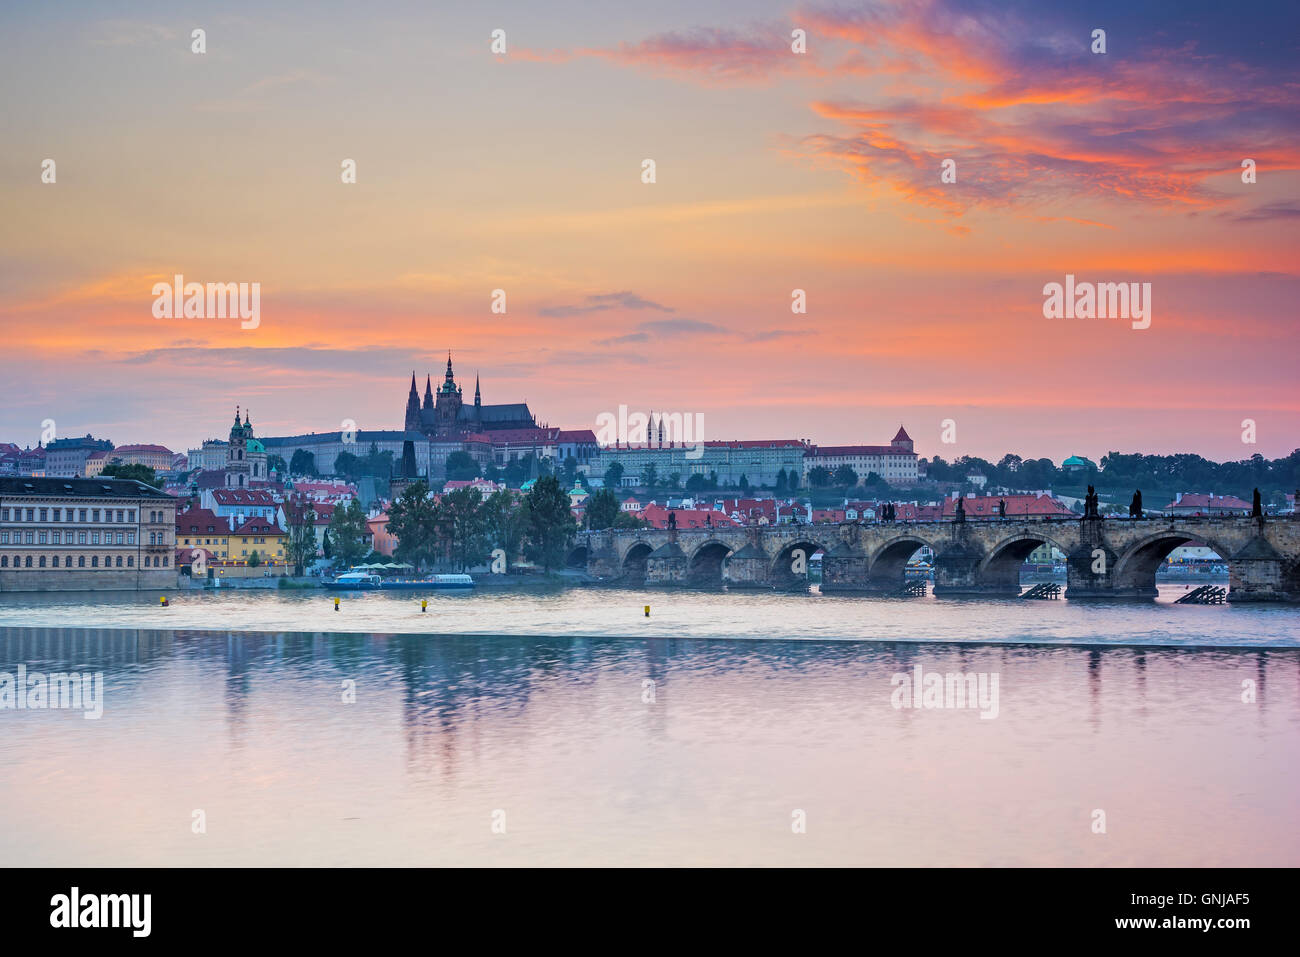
[1112,529,1232,597]
[868,534,938,586]
[565,544,589,569]
[979,532,1071,591]
[770,537,833,588]
[687,540,734,585]
[620,541,655,582]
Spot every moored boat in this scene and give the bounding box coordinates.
[324,571,382,590]
[380,574,475,590]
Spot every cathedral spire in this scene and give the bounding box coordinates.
[474,372,481,406]
[444,351,455,384]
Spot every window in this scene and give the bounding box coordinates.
[25,556,32,567]
[128,510,135,522]
[1,557,6,567]
[127,532,135,544]
[38,532,47,544]
[92,510,100,522]
[163,556,169,567]
[24,531,33,544]
[52,509,60,521]
[91,532,100,545]
[78,556,85,567]
[149,532,156,545]
[38,556,46,567]
[91,556,98,567]
[105,555,112,568]
[0,508,7,521]
[52,532,60,544]
[24,508,33,521]
[127,556,133,567]
[39,508,47,521]
[79,509,87,522]
[65,556,71,566]
[0,532,6,544]
[115,510,123,522]
[116,556,123,567]
[78,532,86,544]
[116,532,124,544]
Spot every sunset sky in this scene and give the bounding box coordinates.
[2,0,1297,463]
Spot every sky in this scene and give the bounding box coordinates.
[2,0,1297,464]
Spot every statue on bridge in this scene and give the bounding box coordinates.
[997,498,1007,519]
[1083,485,1100,520]
[1129,490,1143,519]
[667,511,677,530]
[954,497,966,523]
[1252,488,1263,519]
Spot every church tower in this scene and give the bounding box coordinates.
[404,372,421,432]
[434,351,464,438]
[225,407,252,488]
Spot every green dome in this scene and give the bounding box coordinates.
[247,438,265,453]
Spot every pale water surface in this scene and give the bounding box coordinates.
[1,587,1297,865]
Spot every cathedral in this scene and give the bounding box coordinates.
[404,353,538,439]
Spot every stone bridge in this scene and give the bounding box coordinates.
[572,515,1300,602]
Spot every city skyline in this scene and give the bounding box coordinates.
[3,0,1298,460]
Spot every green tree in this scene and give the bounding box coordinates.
[524,475,576,572]
[435,486,489,571]
[603,461,624,490]
[267,454,288,476]
[482,489,529,571]
[101,462,162,488]
[833,464,859,487]
[685,473,708,493]
[284,503,317,575]
[247,550,261,568]
[445,450,480,481]
[640,462,659,489]
[290,449,317,477]
[775,469,788,493]
[327,498,368,568]
[386,481,439,569]
[584,488,621,530]
[739,474,750,493]
[808,466,831,488]
[562,454,579,487]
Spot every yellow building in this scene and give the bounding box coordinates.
[176,507,288,577]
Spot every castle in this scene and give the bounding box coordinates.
[404,353,538,439]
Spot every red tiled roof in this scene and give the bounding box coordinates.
[175,507,225,533]
[556,429,598,443]
[489,428,560,445]
[232,517,283,535]
[941,494,1074,518]
[1163,493,1251,510]
[639,504,740,530]
[211,488,276,506]
[114,444,173,454]
[892,426,911,442]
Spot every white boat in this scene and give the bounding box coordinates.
[325,571,382,590]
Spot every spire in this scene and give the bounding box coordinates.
[424,374,433,408]
[444,351,455,384]
[234,405,241,425]
[474,372,481,405]
[408,371,418,397]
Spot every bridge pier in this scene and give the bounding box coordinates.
[819,541,876,592]
[1228,533,1292,602]
[932,540,1016,597]
[645,541,688,585]
[722,542,773,588]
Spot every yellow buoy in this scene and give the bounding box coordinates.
[421,599,428,613]
[333,597,340,611]
[160,596,168,607]
[644,605,650,617]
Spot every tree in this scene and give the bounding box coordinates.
[739,474,750,493]
[775,469,788,494]
[322,530,331,559]
[666,472,682,490]
[833,464,859,487]
[290,449,317,477]
[585,488,621,530]
[685,473,709,493]
[101,462,162,488]
[247,550,261,568]
[435,486,489,570]
[267,454,288,476]
[524,475,576,572]
[327,498,368,568]
[445,450,480,482]
[482,489,529,571]
[562,455,579,488]
[603,462,625,490]
[386,481,439,569]
[808,466,831,488]
[284,503,317,575]
[640,462,659,489]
